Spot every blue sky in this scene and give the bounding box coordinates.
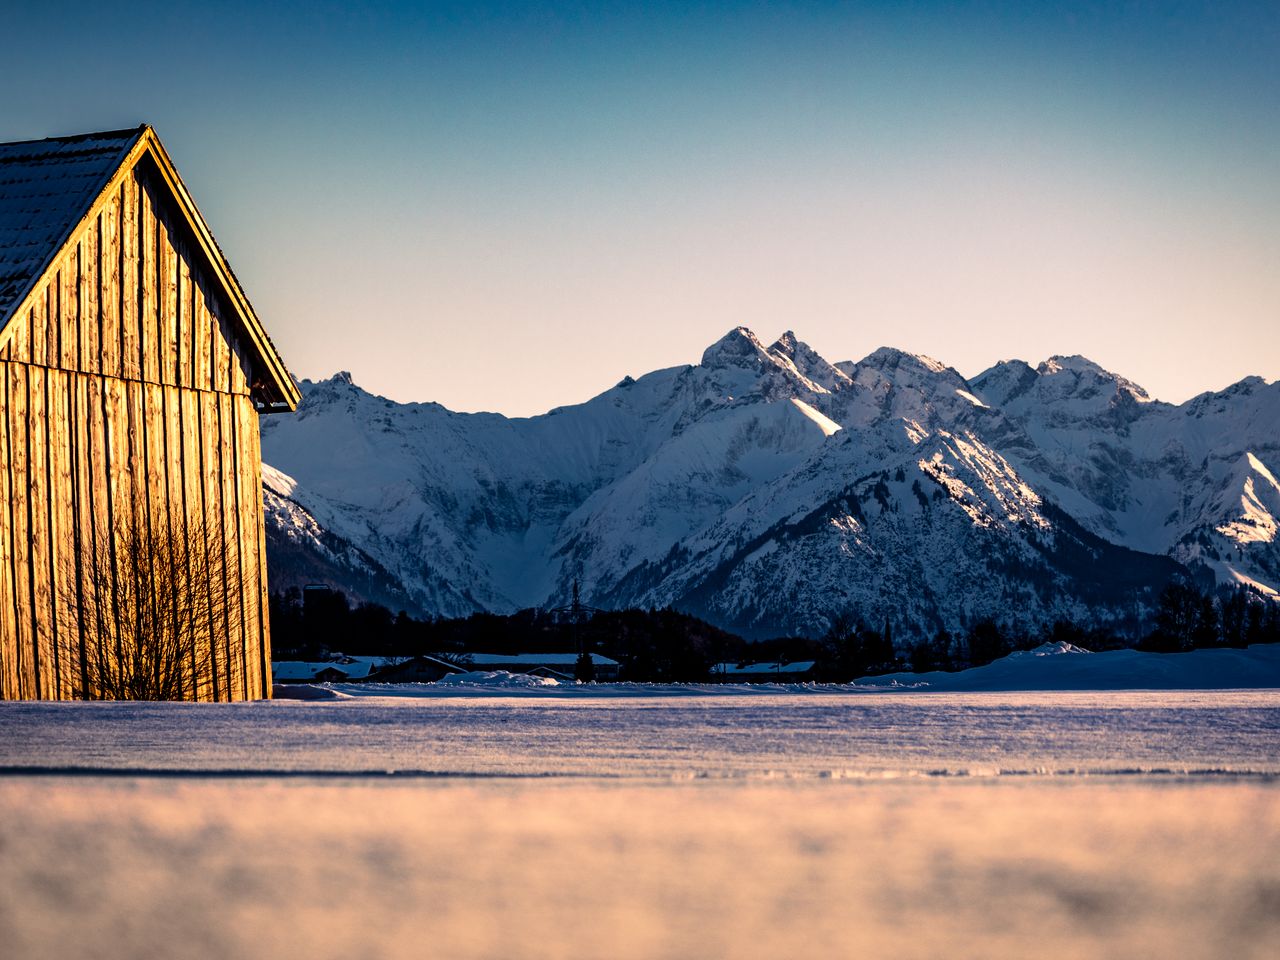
[3,1,1277,413]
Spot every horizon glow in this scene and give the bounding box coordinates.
[2,1,1277,414]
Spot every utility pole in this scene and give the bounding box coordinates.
[571,579,582,656]
[570,579,595,682]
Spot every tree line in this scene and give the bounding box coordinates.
[825,582,1280,677]
[270,581,1280,683]
[270,588,741,682]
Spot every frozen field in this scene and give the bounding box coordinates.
[2,690,1279,959]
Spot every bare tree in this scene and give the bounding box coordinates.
[57,510,244,701]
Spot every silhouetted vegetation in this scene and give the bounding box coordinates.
[574,650,596,682]
[270,580,1280,683]
[1138,582,1280,652]
[271,588,742,682]
[59,514,245,701]
[813,614,898,680]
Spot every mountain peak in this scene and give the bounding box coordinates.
[859,346,951,376]
[772,330,800,352]
[700,326,770,369]
[971,359,1038,407]
[1040,355,1107,377]
[697,327,843,398]
[1037,355,1151,403]
[768,331,852,392]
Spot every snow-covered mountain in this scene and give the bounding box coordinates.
[259,328,1279,637]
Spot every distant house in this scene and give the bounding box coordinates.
[465,652,621,681]
[311,665,351,684]
[272,659,373,684]
[0,126,298,701]
[271,661,332,684]
[324,656,385,680]
[711,661,817,682]
[271,654,467,685]
[272,661,324,684]
[272,656,383,684]
[365,655,467,684]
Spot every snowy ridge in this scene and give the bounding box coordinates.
[857,643,1280,691]
[260,328,1279,635]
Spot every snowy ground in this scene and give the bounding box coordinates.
[858,642,1280,691]
[5,691,1279,777]
[271,642,1280,700]
[2,691,1278,959]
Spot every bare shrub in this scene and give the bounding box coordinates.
[57,510,243,701]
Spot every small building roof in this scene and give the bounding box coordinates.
[271,661,332,682]
[712,660,817,676]
[271,659,382,682]
[272,655,469,683]
[465,652,620,667]
[368,654,468,675]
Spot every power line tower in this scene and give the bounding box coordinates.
[548,579,599,682]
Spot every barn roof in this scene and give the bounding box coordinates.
[0,128,141,319]
[0,125,299,410]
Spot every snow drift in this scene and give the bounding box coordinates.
[855,643,1280,691]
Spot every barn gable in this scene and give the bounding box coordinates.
[0,125,298,411]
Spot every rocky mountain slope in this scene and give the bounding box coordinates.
[259,328,1279,637]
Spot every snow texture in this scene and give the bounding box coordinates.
[3,689,1278,778]
[434,669,561,688]
[856,643,1280,691]
[313,644,1279,696]
[1,693,1277,959]
[1,776,1275,960]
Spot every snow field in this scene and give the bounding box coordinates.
[4,691,1279,778]
[0,777,1277,960]
[2,692,1277,959]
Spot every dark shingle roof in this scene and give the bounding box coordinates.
[0,127,144,324]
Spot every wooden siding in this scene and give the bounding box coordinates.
[0,364,268,700]
[0,161,272,701]
[0,161,256,398]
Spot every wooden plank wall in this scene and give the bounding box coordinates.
[0,164,254,396]
[0,162,271,700]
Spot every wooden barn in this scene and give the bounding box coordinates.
[0,125,298,700]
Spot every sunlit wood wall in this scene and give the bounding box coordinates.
[0,158,271,700]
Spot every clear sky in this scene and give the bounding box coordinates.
[3,1,1277,414]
